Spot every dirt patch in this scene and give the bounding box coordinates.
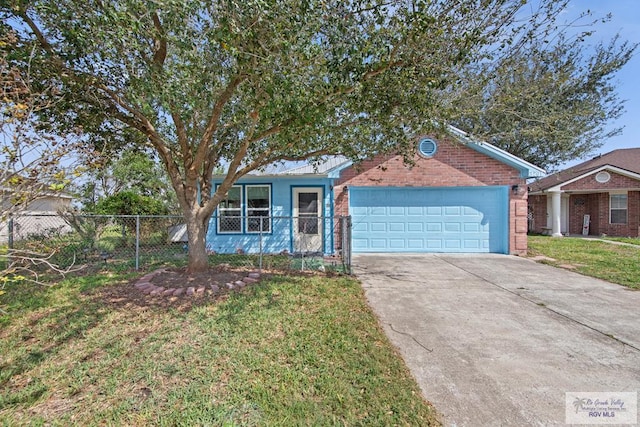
[148,265,248,289]
[90,265,264,311]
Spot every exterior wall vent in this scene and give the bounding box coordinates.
[418,138,437,158]
[595,171,611,183]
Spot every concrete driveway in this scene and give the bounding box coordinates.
[354,254,640,426]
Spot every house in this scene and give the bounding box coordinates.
[528,148,640,237]
[0,189,73,243]
[208,126,545,256]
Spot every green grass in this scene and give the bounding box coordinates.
[0,269,439,425]
[528,235,640,289]
[598,236,640,246]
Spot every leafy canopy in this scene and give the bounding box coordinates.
[1,0,576,270]
[449,12,637,170]
[3,1,532,203]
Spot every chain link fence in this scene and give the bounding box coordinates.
[1,213,352,277]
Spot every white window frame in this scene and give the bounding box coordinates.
[610,192,628,225]
[217,185,243,234]
[245,184,271,233]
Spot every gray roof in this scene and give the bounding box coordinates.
[251,156,350,176]
[530,148,640,192]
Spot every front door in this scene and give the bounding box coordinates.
[293,187,323,253]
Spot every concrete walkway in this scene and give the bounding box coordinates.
[354,254,640,426]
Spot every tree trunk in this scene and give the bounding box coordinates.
[185,210,210,273]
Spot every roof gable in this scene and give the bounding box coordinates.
[231,126,545,179]
[446,125,546,178]
[530,148,640,192]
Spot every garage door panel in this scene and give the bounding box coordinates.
[426,239,443,249]
[463,239,481,249]
[408,239,423,248]
[445,239,461,249]
[407,206,423,215]
[444,222,461,232]
[389,206,405,215]
[370,222,386,232]
[444,206,461,215]
[351,206,368,216]
[407,222,423,232]
[370,239,387,249]
[426,206,442,215]
[389,239,406,249]
[389,222,405,232]
[350,187,508,253]
[352,222,368,232]
[426,223,442,232]
[463,206,480,216]
[464,223,480,232]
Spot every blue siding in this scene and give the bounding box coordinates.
[207,176,335,254]
[350,186,508,253]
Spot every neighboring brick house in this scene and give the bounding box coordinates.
[529,148,640,237]
[209,126,545,255]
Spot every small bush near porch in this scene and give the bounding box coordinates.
[0,268,439,425]
[528,235,640,289]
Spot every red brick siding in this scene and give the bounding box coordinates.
[587,191,640,237]
[528,195,548,233]
[533,191,640,237]
[567,194,600,235]
[562,171,640,191]
[333,138,529,254]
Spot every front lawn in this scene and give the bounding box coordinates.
[528,235,640,289]
[598,236,640,246]
[0,269,439,425]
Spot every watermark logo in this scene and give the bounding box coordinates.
[566,392,637,425]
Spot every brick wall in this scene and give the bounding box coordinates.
[528,195,548,233]
[531,191,639,237]
[334,138,529,254]
[586,191,640,237]
[567,193,600,235]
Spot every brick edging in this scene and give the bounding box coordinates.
[133,269,262,298]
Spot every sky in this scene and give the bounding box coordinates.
[560,0,640,167]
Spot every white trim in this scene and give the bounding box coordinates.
[292,187,324,253]
[217,185,243,234]
[609,192,628,225]
[446,125,546,178]
[245,184,271,233]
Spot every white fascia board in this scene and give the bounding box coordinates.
[446,125,546,178]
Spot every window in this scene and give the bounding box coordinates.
[610,193,627,224]
[216,184,271,233]
[218,186,242,233]
[246,185,271,233]
[297,192,319,234]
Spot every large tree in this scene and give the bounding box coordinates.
[2,0,566,272]
[449,15,637,170]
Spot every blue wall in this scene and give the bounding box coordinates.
[207,176,335,254]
